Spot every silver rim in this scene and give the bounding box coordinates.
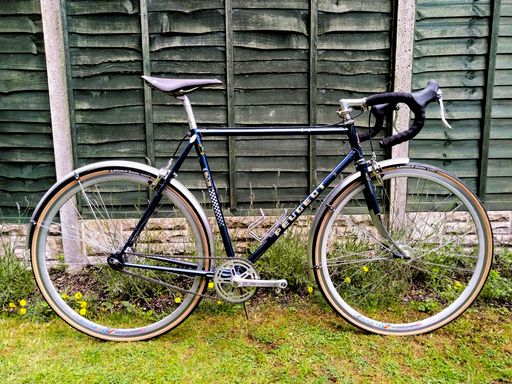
[32,169,208,340]
[315,166,491,334]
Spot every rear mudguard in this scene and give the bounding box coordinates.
[26,160,215,258]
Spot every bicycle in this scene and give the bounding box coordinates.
[28,77,493,341]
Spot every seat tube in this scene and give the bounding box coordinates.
[195,134,236,257]
[178,94,236,257]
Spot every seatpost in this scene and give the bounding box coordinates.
[177,95,198,131]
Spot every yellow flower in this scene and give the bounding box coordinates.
[19,299,27,307]
[79,308,87,316]
[174,297,182,304]
[74,292,83,300]
[208,281,215,290]
[362,266,369,273]
[307,286,314,295]
[79,301,87,309]
[61,293,70,300]
[344,276,351,284]
[8,302,16,309]
[19,308,27,315]
[454,281,463,289]
[216,300,222,305]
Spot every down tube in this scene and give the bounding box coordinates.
[248,149,357,263]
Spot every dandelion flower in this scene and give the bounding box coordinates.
[344,276,351,284]
[74,292,83,300]
[19,299,27,307]
[307,286,314,295]
[19,308,27,316]
[174,297,182,304]
[79,308,87,316]
[208,281,215,290]
[8,302,16,309]
[79,301,87,309]
[362,266,369,273]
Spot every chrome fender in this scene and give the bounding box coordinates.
[307,157,410,271]
[27,160,214,257]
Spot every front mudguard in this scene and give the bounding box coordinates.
[307,157,410,272]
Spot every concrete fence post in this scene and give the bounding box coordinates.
[41,0,82,267]
[389,0,417,225]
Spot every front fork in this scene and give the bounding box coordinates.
[356,158,410,259]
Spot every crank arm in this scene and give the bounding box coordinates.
[232,277,288,289]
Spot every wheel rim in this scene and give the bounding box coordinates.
[32,170,209,340]
[316,167,491,334]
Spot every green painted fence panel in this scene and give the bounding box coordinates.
[488,0,512,209]
[1,0,511,221]
[0,1,54,220]
[412,0,491,202]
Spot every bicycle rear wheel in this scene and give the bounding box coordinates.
[312,163,493,335]
[30,162,212,341]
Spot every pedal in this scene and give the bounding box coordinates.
[232,277,288,289]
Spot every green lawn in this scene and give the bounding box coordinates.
[1,298,510,384]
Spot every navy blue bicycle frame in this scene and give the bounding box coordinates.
[117,122,380,279]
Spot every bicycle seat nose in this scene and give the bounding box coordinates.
[142,76,222,95]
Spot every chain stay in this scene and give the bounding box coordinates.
[120,256,262,302]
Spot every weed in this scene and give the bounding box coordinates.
[0,223,36,311]
[251,230,313,291]
[478,248,512,304]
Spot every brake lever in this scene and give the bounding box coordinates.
[436,89,452,129]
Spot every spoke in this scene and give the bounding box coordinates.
[341,214,397,255]
[37,221,111,255]
[347,265,398,305]
[120,270,198,296]
[406,262,465,286]
[324,256,390,267]
[411,228,478,262]
[78,180,114,252]
[420,260,475,274]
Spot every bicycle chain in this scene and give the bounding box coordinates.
[120,254,253,302]
[119,270,222,301]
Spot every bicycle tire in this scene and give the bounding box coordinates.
[30,161,213,341]
[311,163,493,335]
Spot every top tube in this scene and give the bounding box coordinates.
[197,125,350,136]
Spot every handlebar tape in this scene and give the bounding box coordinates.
[363,80,439,148]
[357,103,395,142]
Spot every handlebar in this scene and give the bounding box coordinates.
[344,80,449,148]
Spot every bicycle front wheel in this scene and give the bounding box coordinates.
[30,163,212,341]
[312,163,493,335]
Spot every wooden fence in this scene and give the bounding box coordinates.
[0,0,510,219]
[411,0,512,210]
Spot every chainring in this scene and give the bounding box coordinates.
[213,258,259,303]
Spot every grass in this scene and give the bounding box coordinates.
[2,217,511,383]
[1,297,511,384]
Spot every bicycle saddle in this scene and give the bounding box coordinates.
[142,76,222,95]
